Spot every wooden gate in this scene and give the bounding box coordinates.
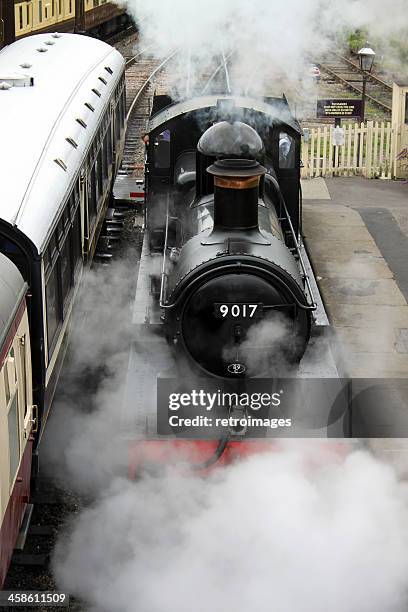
[301,121,395,179]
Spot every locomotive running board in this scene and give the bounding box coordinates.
[133,229,163,326]
[299,240,330,332]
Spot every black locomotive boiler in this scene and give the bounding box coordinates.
[141,96,316,378]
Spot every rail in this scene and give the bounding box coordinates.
[202,48,234,94]
[221,47,231,94]
[316,60,392,113]
[125,50,178,123]
[332,52,393,92]
[125,43,155,69]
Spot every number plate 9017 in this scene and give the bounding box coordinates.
[214,303,263,319]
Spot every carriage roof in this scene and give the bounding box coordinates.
[0,33,124,253]
[0,253,27,351]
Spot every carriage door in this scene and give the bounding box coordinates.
[0,360,9,519]
[17,325,34,441]
[3,346,21,490]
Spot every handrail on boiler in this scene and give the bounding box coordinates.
[266,174,317,311]
[159,195,170,309]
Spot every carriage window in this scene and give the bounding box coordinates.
[49,233,57,258]
[59,0,62,13]
[71,208,82,272]
[3,366,10,405]
[74,180,80,205]
[154,130,171,169]
[57,217,65,244]
[279,132,295,169]
[62,206,70,229]
[93,159,101,206]
[97,148,103,198]
[70,181,80,216]
[103,131,109,181]
[88,169,97,225]
[121,91,126,125]
[46,265,60,353]
[19,6,23,29]
[115,104,121,142]
[60,235,72,307]
[8,395,20,485]
[26,3,30,23]
[38,0,42,21]
[44,233,57,273]
[107,125,112,165]
[69,192,75,217]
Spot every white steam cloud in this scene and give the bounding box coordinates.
[42,254,139,494]
[43,4,408,608]
[119,0,408,102]
[45,257,408,612]
[223,312,294,376]
[54,446,408,612]
[44,223,408,612]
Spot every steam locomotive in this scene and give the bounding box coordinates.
[140,95,316,378]
[126,94,324,473]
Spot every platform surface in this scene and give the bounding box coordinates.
[302,177,408,378]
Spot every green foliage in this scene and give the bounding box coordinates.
[348,29,368,54]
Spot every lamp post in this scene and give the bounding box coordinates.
[357,44,376,123]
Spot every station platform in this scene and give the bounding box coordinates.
[302,177,408,378]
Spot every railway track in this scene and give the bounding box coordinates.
[317,51,393,115]
[112,49,177,202]
[104,24,137,49]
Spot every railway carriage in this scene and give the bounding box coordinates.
[0,254,34,587]
[0,0,129,48]
[0,33,126,446]
[0,31,126,586]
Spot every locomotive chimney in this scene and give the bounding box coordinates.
[206,158,266,231]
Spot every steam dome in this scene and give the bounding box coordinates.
[198,121,264,159]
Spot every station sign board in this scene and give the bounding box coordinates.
[317,99,363,119]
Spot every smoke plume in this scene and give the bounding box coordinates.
[42,253,140,495]
[43,4,408,608]
[54,446,408,612]
[119,0,408,104]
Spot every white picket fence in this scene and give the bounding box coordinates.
[301,121,395,179]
